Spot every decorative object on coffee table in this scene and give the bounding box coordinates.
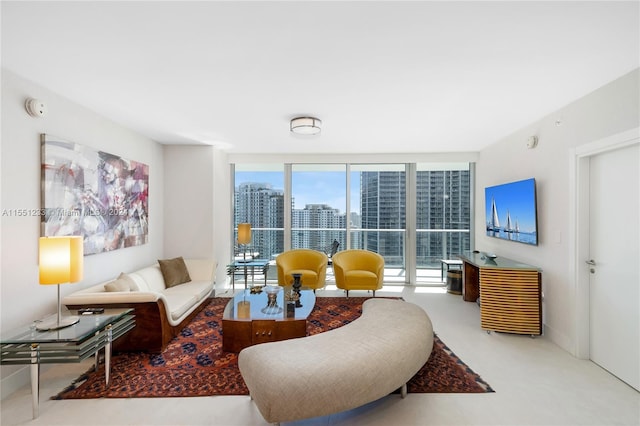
[286,301,295,318]
[292,273,302,307]
[261,285,283,315]
[237,300,251,319]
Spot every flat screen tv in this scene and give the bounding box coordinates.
[485,178,538,246]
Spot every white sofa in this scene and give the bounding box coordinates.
[238,298,434,425]
[63,258,216,352]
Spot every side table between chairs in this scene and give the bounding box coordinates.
[227,259,270,291]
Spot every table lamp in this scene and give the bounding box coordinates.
[37,236,84,331]
[237,223,251,288]
[237,223,251,261]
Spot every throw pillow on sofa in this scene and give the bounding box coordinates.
[104,272,137,292]
[158,256,192,288]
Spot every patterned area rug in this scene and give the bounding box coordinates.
[54,297,493,399]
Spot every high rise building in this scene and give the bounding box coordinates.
[234,182,284,258]
[360,169,470,267]
[292,204,344,251]
[416,169,471,267]
[360,171,406,265]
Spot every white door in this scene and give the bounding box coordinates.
[589,142,639,391]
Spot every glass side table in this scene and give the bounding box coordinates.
[0,308,135,418]
[226,259,270,290]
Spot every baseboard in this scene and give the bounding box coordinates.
[1,365,29,400]
[1,363,60,401]
[543,323,576,357]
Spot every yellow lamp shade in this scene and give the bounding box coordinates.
[237,223,251,245]
[39,236,84,284]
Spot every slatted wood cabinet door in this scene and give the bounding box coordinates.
[479,268,542,335]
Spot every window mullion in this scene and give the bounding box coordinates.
[284,163,292,251]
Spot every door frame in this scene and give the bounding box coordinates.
[570,127,639,359]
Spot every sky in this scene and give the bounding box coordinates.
[236,171,360,214]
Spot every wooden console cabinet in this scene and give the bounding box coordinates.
[459,252,542,336]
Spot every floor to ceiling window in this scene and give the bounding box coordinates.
[233,164,285,261]
[233,162,471,284]
[291,164,347,257]
[350,164,407,282]
[415,163,471,282]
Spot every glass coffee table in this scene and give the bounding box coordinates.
[222,286,315,353]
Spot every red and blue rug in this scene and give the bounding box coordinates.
[54,297,493,399]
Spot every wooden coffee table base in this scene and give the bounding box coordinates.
[222,287,315,353]
[222,318,307,353]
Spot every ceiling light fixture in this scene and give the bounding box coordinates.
[290,117,322,135]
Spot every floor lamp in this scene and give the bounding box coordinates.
[237,223,252,288]
[37,236,84,331]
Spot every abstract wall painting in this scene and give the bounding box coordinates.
[41,134,149,255]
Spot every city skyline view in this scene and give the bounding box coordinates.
[234,167,471,270]
[236,171,361,214]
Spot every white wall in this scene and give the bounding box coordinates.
[0,70,164,390]
[211,148,232,294]
[162,145,229,291]
[475,68,639,354]
[163,145,215,258]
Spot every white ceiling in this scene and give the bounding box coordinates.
[2,1,638,154]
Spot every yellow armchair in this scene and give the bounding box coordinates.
[276,249,328,291]
[332,249,384,297]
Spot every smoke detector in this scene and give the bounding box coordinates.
[25,98,47,117]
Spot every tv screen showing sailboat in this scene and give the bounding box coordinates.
[485,178,538,246]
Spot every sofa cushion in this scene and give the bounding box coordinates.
[126,272,150,292]
[131,266,165,292]
[158,257,192,288]
[104,280,129,292]
[183,259,216,282]
[120,273,140,291]
[344,270,378,288]
[164,280,213,303]
[104,273,137,292]
[162,291,199,322]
